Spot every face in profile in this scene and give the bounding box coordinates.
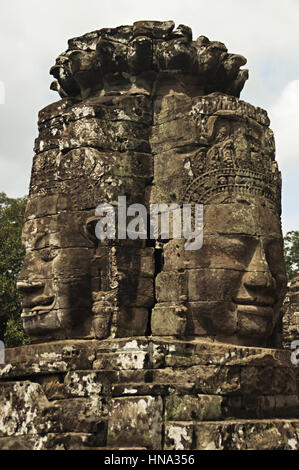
[160,198,287,346]
[17,210,95,341]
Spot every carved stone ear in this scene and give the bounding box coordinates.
[84,217,99,244]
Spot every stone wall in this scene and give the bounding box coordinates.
[1,338,299,450]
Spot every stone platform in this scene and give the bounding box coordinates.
[0,337,299,450]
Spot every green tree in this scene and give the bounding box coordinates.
[0,192,30,346]
[284,230,299,280]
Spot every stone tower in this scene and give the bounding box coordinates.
[0,21,298,450]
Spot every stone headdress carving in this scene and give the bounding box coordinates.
[49,21,248,100]
[184,95,282,211]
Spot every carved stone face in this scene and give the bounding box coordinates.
[156,198,287,346]
[149,90,285,346]
[17,208,95,340]
[18,23,285,346]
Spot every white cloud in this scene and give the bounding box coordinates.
[266,79,299,233]
[0,81,4,105]
[269,80,299,172]
[0,154,31,197]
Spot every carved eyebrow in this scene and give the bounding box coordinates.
[34,232,60,250]
[34,232,48,246]
[84,217,98,241]
[216,233,258,244]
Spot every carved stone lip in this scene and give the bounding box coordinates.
[233,295,275,317]
[21,296,56,318]
[17,281,44,291]
[235,303,274,318]
[233,295,275,307]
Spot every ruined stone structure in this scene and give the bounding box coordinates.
[282,273,299,350]
[0,21,299,450]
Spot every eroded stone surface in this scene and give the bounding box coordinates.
[2,21,295,450]
[107,396,163,449]
[282,272,299,349]
[194,420,299,450]
[0,338,298,449]
[16,21,285,348]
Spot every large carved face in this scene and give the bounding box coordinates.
[17,204,95,340]
[151,92,286,346]
[157,198,287,346]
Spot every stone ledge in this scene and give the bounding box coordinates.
[165,419,299,450]
[0,433,99,450]
[0,338,298,450]
[0,340,97,378]
[1,337,293,368]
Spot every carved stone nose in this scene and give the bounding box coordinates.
[246,242,269,271]
[241,241,276,290]
[235,241,277,306]
[243,270,276,291]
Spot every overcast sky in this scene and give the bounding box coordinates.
[0,0,298,233]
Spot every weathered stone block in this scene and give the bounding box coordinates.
[91,312,112,339]
[107,396,163,449]
[93,350,149,371]
[151,117,197,154]
[0,340,96,379]
[115,307,149,337]
[165,394,223,421]
[49,398,108,435]
[133,20,175,39]
[119,276,154,307]
[0,381,50,437]
[188,268,242,301]
[187,301,238,336]
[64,370,104,397]
[36,374,68,400]
[164,422,193,450]
[155,272,187,302]
[115,247,155,278]
[194,420,299,450]
[151,304,187,336]
[240,365,297,396]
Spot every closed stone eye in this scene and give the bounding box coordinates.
[39,247,59,262]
